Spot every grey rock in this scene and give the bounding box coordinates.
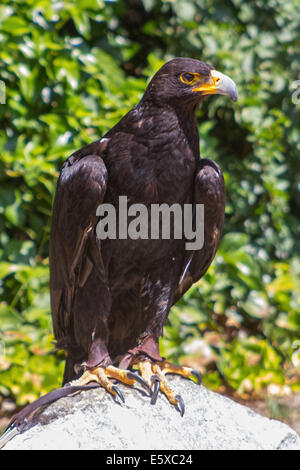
[3,376,300,450]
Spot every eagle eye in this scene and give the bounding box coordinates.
[180,73,197,84]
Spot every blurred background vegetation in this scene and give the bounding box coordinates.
[0,0,299,421]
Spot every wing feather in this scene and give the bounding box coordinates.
[172,158,225,304]
[50,140,109,343]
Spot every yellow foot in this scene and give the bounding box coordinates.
[132,359,201,416]
[70,365,152,403]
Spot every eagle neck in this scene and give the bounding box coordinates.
[138,99,200,160]
[173,103,200,159]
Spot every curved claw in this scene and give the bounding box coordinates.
[191,369,202,385]
[175,394,185,417]
[150,375,161,405]
[112,385,125,404]
[126,370,153,395]
[0,425,20,449]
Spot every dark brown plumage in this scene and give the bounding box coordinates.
[50,58,237,394]
[35,63,239,425]
[0,59,238,443]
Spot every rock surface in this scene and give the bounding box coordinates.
[3,376,300,450]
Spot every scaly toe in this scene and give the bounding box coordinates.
[70,369,101,387]
[70,365,135,402]
[125,357,197,416]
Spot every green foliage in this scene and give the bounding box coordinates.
[0,0,299,404]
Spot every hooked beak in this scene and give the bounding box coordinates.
[193,69,238,102]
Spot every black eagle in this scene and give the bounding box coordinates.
[50,57,237,413]
[1,58,237,444]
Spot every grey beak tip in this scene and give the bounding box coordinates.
[212,70,238,103]
[228,82,238,102]
[232,91,238,102]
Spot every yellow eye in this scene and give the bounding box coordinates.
[180,73,198,84]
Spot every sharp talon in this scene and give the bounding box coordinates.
[150,375,161,405]
[175,394,185,417]
[191,369,202,385]
[112,385,125,403]
[150,374,160,385]
[125,370,136,381]
[0,425,20,449]
[126,371,153,395]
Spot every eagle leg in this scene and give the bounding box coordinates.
[69,365,152,403]
[118,334,201,415]
[130,358,201,416]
